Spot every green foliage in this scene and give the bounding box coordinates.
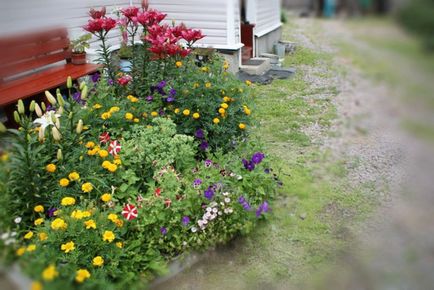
[70,34,92,54]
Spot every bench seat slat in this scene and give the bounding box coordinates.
[0,63,100,107]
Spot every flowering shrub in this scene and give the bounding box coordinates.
[0,3,277,290]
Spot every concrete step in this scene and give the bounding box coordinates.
[239,58,271,76]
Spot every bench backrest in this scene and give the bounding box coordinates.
[0,28,70,83]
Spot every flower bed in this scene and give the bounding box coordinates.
[0,3,278,290]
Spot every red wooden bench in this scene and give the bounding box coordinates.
[0,27,100,109]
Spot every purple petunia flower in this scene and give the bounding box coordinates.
[251,152,265,164]
[199,141,209,151]
[264,168,271,174]
[72,92,85,105]
[146,95,154,102]
[159,109,165,116]
[107,79,114,86]
[160,227,167,235]
[204,159,213,168]
[256,201,270,217]
[242,159,255,171]
[182,216,190,226]
[238,196,251,211]
[204,187,215,200]
[91,72,100,83]
[195,129,205,139]
[166,96,175,103]
[47,207,58,218]
[169,88,177,97]
[193,178,202,188]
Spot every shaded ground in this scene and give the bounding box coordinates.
[153,16,434,290]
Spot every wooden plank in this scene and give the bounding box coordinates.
[0,63,100,106]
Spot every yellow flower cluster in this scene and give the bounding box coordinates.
[71,209,92,220]
[51,218,67,231]
[81,182,93,193]
[243,105,251,116]
[101,106,120,120]
[108,213,123,228]
[87,145,100,156]
[127,95,139,103]
[61,241,75,253]
[102,160,118,172]
[99,149,109,158]
[61,197,76,206]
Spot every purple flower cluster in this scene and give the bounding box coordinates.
[204,186,215,200]
[150,80,176,103]
[91,72,100,83]
[256,201,270,217]
[242,152,265,171]
[72,92,86,105]
[194,129,209,151]
[238,196,251,211]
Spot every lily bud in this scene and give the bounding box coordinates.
[41,102,46,112]
[81,85,88,100]
[0,122,6,133]
[13,111,21,124]
[57,149,63,161]
[51,113,58,124]
[79,82,86,91]
[68,112,73,119]
[45,91,57,105]
[55,118,61,129]
[56,93,65,107]
[35,103,43,117]
[38,126,45,142]
[67,76,72,89]
[76,119,83,134]
[29,100,35,112]
[52,127,61,141]
[17,99,25,115]
[57,106,64,115]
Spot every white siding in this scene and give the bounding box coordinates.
[254,0,281,37]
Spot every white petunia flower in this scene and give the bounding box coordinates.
[14,217,22,224]
[191,227,197,233]
[224,198,231,204]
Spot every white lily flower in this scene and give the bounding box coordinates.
[33,111,61,130]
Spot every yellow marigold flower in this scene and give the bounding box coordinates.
[107,163,118,173]
[81,182,93,193]
[27,244,36,252]
[45,164,56,173]
[31,281,42,290]
[61,241,75,253]
[205,82,211,88]
[193,83,200,89]
[38,232,48,241]
[218,108,226,114]
[192,113,200,120]
[174,108,180,114]
[34,205,44,213]
[101,112,111,120]
[34,218,44,226]
[183,109,190,116]
[98,150,109,158]
[125,113,134,120]
[245,80,252,86]
[133,118,139,123]
[87,147,100,156]
[213,118,220,124]
[239,123,246,130]
[244,106,251,115]
[101,193,112,202]
[51,218,67,231]
[102,230,115,243]
[61,197,76,206]
[115,242,123,248]
[102,160,111,169]
[221,103,229,109]
[84,219,96,230]
[175,61,183,68]
[83,210,92,218]
[93,256,104,267]
[42,265,58,281]
[68,171,80,181]
[93,104,102,109]
[115,219,124,228]
[201,66,209,72]
[223,61,229,70]
[223,96,231,103]
[107,214,118,223]
[24,231,34,240]
[71,210,85,220]
[85,141,95,149]
[59,178,70,187]
[113,159,122,165]
[151,111,158,117]
[109,106,120,113]
[129,96,139,103]
[75,269,91,283]
[16,247,26,256]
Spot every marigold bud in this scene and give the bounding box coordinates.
[67,76,72,89]
[45,91,57,105]
[76,120,83,134]
[17,99,25,115]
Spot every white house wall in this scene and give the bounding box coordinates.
[254,0,281,37]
